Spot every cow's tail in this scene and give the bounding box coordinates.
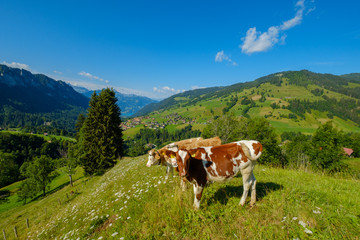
[240,141,263,161]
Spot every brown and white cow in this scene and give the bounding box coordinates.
[174,140,262,209]
[146,148,177,178]
[146,136,222,178]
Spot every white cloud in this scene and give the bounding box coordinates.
[191,86,206,90]
[153,86,185,95]
[241,26,280,54]
[66,80,152,97]
[78,71,109,84]
[2,61,31,70]
[215,51,237,66]
[240,0,312,54]
[53,70,63,74]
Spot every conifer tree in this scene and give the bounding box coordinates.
[78,88,123,175]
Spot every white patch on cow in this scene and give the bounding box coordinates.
[233,153,243,163]
[202,147,213,157]
[178,150,187,164]
[166,143,179,152]
[237,140,260,159]
[193,183,203,209]
[225,171,230,176]
[146,153,157,167]
[178,150,188,175]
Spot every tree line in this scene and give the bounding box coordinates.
[1,88,124,204]
[287,96,360,124]
[202,114,360,172]
[124,125,201,157]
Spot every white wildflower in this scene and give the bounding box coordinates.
[304,228,313,234]
[127,216,131,220]
[112,232,118,237]
[313,210,321,214]
[298,220,307,228]
[292,217,298,221]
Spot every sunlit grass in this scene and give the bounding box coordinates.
[1,155,359,239]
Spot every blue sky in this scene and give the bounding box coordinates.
[1,0,359,99]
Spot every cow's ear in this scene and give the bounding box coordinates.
[155,152,161,160]
[191,150,202,160]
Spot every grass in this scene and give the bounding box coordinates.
[1,130,76,142]
[140,81,360,137]
[1,155,359,239]
[0,167,84,214]
[343,158,360,172]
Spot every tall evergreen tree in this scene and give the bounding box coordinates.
[78,88,123,175]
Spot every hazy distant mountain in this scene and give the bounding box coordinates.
[0,64,88,113]
[0,64,88,132]
[74,87,158,117]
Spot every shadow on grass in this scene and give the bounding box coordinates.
[30,176,85,202]
[208,182,283,206]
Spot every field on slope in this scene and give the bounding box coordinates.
[137,79,360,136]
[1,156,360,239]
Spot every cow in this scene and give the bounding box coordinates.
[174,140,263,209]
[146,136,222,178]
[166,136,222,151]
[146,148,177,178]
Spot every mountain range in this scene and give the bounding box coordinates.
[133,70,360,134]
[72,86,157,117]
[1,63,360,135]
[0,64,156,133]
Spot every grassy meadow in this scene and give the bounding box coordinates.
[1,155,359,239]
[133,80,360,136]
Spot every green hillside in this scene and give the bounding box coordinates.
[134,70,360,135]
[1,155,359,239]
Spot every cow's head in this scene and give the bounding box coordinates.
[146,149,161,167]
[176,150,191,177]
[160,150,178,167]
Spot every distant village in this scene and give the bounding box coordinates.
[121,113,196,131]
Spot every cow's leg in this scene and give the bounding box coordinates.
[193,183,204,209]
[249,172,257,206]
[239,171,252,206]
[169,165,174,176]
[180,177,187,191]
[165,165,172,180]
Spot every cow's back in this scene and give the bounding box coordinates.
[201,143,246,181]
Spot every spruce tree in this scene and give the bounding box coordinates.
[79,88,123,175]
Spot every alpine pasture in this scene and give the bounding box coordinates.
[1,155,359,239]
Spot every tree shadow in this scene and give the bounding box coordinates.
[207,182,283,206]
[29,176,85,202]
